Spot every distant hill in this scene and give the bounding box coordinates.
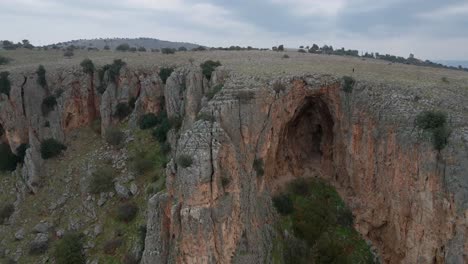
[435,60,468,69]
[46,37,204,50]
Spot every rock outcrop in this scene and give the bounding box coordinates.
[1,62,467,263]
[142,73,468,263]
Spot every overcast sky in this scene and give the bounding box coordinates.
[1,0,468,60]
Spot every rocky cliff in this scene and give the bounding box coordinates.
[0,54,467,263]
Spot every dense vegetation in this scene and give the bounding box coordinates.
[415,110,450,151]
[200,60,221,80]
[41,95,58,116]
[159,67,174,84]
[80,58,95,74]
[40,138,67,159]
[342,76,355,93]
[97,59,126,93]
[36,65,47,88]
[105,127,125,147]
[89,166,115,194]
[0,143,19,171]
[0,71,11,97]
[273,178,375,264]
[53,232,86,264]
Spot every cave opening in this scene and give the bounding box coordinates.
[272,96,334,190]
[270,96,377,263]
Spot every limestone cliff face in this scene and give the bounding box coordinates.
[1,64,467,263]
[142,74,467,264]
[0,66,164,192]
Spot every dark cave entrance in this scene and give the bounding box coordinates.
[273,96,334,189]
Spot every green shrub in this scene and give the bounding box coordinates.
[282,54,290,59]
[0,203,14,224]
[273,81,286,94]
[0,71,11,97]
[105,127,125,147]
[41,95,57,116]
[131,151,154,174]
[160,142,171,155]
[108,59,126,83]
[29,240,49,255]
[139,113,159,129]
[36,65,47,87]
[103,238,123,255]
[221,176,230,188]
[0,55,11,65]
[129,97,137,109]
[138,47,146,52]
[80,59,95,74]
[64,50,74,58]
[159,67,174,84]
[151,113,171,143]
[342,76,355,93]
[40,138,66,159]
[415,111,447,130]
[114,102,131,120]
[313,232,350,264]
[161,48,176,54]
[289,178,310,196]
[169,116,183,131]
[200,60,221,80]
[16,143,29,163]
[0,143,18,171]
[441,77,449,83]
[206,84,223,100]
[116,43,130,51]
[89,167,115,194]
[283,236,312,264]
[253,158,264,176]
[129,47,137,52]
[272,194,294,215]
[53,232,85,264]
[415,110,449,150]
[177,154,193,168]
[178,46,187,51]
[116,202,138,222]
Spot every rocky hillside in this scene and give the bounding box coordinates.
[0,49,468,263]
[47,38,203,51]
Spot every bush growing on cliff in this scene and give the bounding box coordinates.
[200,60,221,80]
[342,76,355,93]
[0,55,12,65]
[41,95,58,116]
[116,202,138,222]
[272,194,294,215]
[40,138,66,159]
[415,110,449,151]
[159,67,174,84]
[80,59,95,74]
[116,43,130,51]
[53,232,86,264]
[114,102,131,120]
[139,113,159,130]
[105,127,125,147]
[89,166,115,194]
[253,158,264,176]
[36,65,47,87]
[177,154,193,168]
[0,71,11,97]
[0,143,19,171]
[0,203,14,224]
[16,143,29,164]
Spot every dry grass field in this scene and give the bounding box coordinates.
[2,49,468,88]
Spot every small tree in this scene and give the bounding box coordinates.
[0,203,14,224]
[342,76,355,93]
[64,50,74,58]
[53,232,86,264]
[0,143,18,171]
[40,138,66,159]
[139,113,159,129]
[116,203,138,222]
[278,45,284,51]
[15,143,29,164]
[0,71,11,97]
[114,102,131,120]
[89,167,115,194]
[116,43,130,51]
[272,194,294,215]
[200,60,222,80]
[138,47,146,52]
[178,46,187,51]
[161,48,176,54]
[253,158,264,176]
[159,67,174,84]
[41,95,58,116]
[36,65,47,87]
[80,59,95,74]
[177,154,193,168]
